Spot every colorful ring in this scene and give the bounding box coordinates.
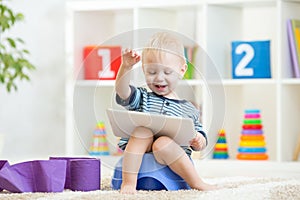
[244,114,261,119]
[238,147,266,153]
[242,124,263,130]
[243,119,262,125]
[218,129,226,134]
[213,154,229,159]
[245,109,260,114]
[218,132,226,137]
[240,135,265,141]
[237,153,268,160]
[242,130,263,134]
[213,151,228,155]
[239,141,265,147]
[216,139,227,143]
[214,147,228,151]
[215,143,228,149]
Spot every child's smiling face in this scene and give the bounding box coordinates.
[143,51,187,99]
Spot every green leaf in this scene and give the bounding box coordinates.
[15,13,24,21]
[6,81,12,92]
[16,38,25,44]
[22,74,30,81]
[0,74,4,83]
[22,49,30,54]
[7,8,15,25]
[6,38,16,48]
[0,43,5,50]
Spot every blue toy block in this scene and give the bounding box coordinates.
[111,153,191,191]
[232,40,271,79]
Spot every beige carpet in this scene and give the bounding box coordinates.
[1,176,300,200]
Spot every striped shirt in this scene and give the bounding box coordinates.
[116,85,207,156]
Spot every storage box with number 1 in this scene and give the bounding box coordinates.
[83,46,122,80]
[231,40,271,79]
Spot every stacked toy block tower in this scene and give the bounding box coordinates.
[213,129,229,159]
[237,109,268,160]
[89,121,110,156]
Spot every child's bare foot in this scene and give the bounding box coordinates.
[120,184,137,194]
[193,182,219,191]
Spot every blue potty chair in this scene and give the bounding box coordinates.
[111,153,191,191]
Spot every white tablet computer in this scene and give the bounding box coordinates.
[106,108,196,146]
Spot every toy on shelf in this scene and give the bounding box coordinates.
[237,109,268,160]
[213,129,229,159]
[231,40,271,79]
[83,46,121,80]
[89,121,110,156]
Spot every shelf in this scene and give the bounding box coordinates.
[66,0,137,11]
[66,0,300,162]
[222,79,276,86]
[282,78,300,85]
[180,79,204,86]
[76,80,115,87]
[67,0,202,11]
[76,79,204,87]
[207,0,276,7]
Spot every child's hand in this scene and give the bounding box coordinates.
[122,48,141,68]
[189,132,206,151]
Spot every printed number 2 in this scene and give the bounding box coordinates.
[234,44,254,76]
[98,49,115,78]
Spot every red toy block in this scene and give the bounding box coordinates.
[83,46,122,80]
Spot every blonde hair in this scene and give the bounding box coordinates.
[142,32,186,65]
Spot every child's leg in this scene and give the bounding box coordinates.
[152,136,216,191]
[121,126,153,194]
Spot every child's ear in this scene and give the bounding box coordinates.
[180,63,188,76]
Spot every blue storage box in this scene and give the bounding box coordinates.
[231,40,271,79]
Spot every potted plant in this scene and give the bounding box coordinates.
[0,0,35,92]
[0,1,36,156]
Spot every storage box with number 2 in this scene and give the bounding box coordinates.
[231,40,271,79]
[83,46,122,80]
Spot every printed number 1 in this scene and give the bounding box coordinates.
[234,44,254,76]
[98,49,115,78]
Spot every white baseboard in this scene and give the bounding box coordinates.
[100,156,300,179]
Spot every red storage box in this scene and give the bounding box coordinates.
[83,46,122,80]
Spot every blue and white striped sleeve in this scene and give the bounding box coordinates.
[115,85,142,110]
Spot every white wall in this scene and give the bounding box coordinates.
[0,0,68,162]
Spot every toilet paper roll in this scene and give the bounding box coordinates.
[0,160,9,192]
[69,158,101,191]
[49,157,99,190]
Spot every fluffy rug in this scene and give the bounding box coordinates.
[1,176,300,200]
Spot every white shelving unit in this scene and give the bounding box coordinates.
[65,0,300,161]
